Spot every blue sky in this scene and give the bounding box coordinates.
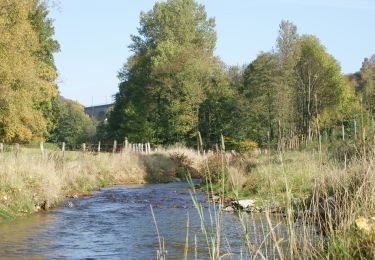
[50,0,375,106]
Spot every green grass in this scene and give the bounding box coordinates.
[196,147,375,258]
[0,207,15,220]
[200,150,325,208]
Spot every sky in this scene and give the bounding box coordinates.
[50,0,375,107]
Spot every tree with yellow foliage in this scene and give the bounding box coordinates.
[0,0,59,142]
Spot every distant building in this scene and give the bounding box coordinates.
[84,104,113,121]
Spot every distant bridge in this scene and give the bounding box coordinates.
[84,104,113,121]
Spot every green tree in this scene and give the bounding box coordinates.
[293,36,349,137]
[49,97,96,144]
[197,63,239,147]
[241,52,281,144]
[29,0,60,134]
[277,20,298,58]
[359,55,375,114]
[108,0,217,144]
[276,20,299,137]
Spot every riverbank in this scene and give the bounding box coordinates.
[197,149,375,258]
[0,147,204,220]
[1,145,374,258]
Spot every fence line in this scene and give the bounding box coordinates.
[0,138,156,159]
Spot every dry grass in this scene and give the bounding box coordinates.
[187,148,375,259]
[0,148,183,219]
[1,144,374,258]
[154,145,207,175]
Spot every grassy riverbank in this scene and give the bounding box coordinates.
[0,147,203,220]
[1,145,374,258]
[194,148,375,259]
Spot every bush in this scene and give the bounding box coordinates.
[224,137,258,154]
[200,153,227,185]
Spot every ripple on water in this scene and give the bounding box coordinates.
[0,181,292,259]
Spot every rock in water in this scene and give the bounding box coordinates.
[268,201,280,213]
[233,199,256,210]
[223,206,235,212]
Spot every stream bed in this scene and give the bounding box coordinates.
[0,181,290,259]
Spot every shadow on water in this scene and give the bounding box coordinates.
[0,181,290,259]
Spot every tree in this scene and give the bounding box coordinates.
[277,20,298,58]
[276,20,299,138]
[48,97,97,145]
[241,52,281,144]
[198,63,239,147]
[359,55,375,113]
[293,36,349,138]
[108,0,218,144]
[0,0,59,142]
[29,0,61,134]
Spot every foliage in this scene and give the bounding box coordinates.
[107,0,218,145]
[224,137,258,154]
[241,52,281,144]
[81,2,375,152]
[48,97,97,144]
[0,0,59,142]
[356,55,375,113]
[200,153,227,185]
[294,36,350,134]
[198,65,241,147]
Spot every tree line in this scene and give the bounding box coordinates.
[100,0,374,151]
[1,0,374,150]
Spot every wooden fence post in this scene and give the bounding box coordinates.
[62,142,65,156]
[82,143,86,153]
[125,138,128,152]
[113,140,117,154]
[0,142,3,154]
[97,141,101,153]
[40,142,44,158]
[14,143,19,159]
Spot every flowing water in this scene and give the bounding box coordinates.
[0,181,290,259]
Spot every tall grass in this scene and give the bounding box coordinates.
[0,147,185,220]
[156,145,375,259]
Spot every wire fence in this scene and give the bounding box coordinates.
[0,140,155,158]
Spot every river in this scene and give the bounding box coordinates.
[0,181,290,259]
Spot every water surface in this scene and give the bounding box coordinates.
[0,181,289,259]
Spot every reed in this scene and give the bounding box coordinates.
[175,145,375,258]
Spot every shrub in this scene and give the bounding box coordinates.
[224,137,258,154]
